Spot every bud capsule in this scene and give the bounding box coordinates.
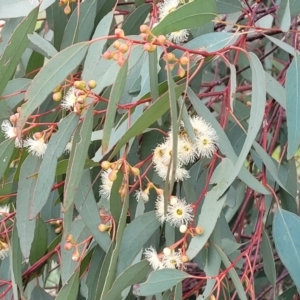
[113,40,121,49]
[74,81,86,90]
[88,80,97,89]
[119,44,128,53]
[101,161,111,170]
[52,91,62,102]
[140,25,150,33]
[195,226,204,235]
[157,35,166,44]
[115,28,125,38]
[98,224,109,232]
[64,4,71,14]
[181,254,189,263]
[64,242,73,250]
[179,56,189,65]
[103,51,113,60]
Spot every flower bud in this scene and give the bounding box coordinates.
[112,52,120,61]
[115,28,125,38]
[163,247,171,256]
[88,80,97,89]
[119,43,128,53]
[140,24,150,33]
[101,161,111,170]
[170,196,178,205]
[64,4,71,14]
[177,66,186,78]
[181,254,189,263]
[179,56,189,65]
[103,51,113,60]
[33,132,43,140]
[53,84,62,93]
[179,224,187,233]
[74,81,86,90]
[108,170,117,182]
[113,40,121,49]
[52,91,62,101]
[130,166,140,176]
[117,56,125,67]
[144,43,156,52]
[9,115,17,124]
[66,234,75,244]
[98,223,109,232]
[164,52,176,62]
[72,249,80,262]
[140,33,148,40]
[64,242,73,250]
[195,226,204,235]
[55,227,62,234]
[157,35,166,44]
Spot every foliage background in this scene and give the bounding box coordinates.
[0,0,300,299]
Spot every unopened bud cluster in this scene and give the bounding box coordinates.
[50,219,63,234]
[59,0,77,15]
[58,80,97,114]
[103,32,129,67]
[163,52,189,78]
[139,25,167,52]
[64,234,80,262]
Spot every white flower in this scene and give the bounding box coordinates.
[144,246,164,270]
[177,137,197,164]
[167,29,189,44]
[0,205,10,217]
[155,194,167,223]
[1,120,22,147]
[24,137,47,157]
[154,160,190,181]
[159,0,179,20]
[99,169,113,200]
[135,189,149,202]
[153,141,172,166]
[162,249,182,269]
[195,133,218,158]
[0,243,9,260]
[61,87,77,110]
[166,198,193,227]
[190,116,211,137]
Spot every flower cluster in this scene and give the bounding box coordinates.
[155,195,193,227]
[152,115,218,181]
[144,246,182,270]
[157,0,189,44]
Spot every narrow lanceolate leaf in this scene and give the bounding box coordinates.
[16,155,41,258]
[64,105,93,212]
[60,0,97,49]
[104,260,152,300]
[102,59,128,153]
[56,270,80,300]
[28,32,58,59]
[109,83,186,158]
[229,63,237,111]
[11,225,23,294]
[82,11,113,82]
[117,211,161,275]
[133,269,190,296]
[261,229,276,286]
[273,208,300,292]
[0,139,15,180]
[152,0,216,36]
[29,113,79,219]
[17,42,89,132]
[286,52,300,159]
[0,7,38,96]
[100,193,130,299]
[214,0,243,13]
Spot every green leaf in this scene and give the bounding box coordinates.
[61,0,97,49]
[286,52,300,158]
[117,211,160,275]
[46,0,68,49]
[64,106,93,212]
[28,32,58,59]
[122,4,152,35]
[0,139,15,180]
[74,170,111,253]
[186,159,231,259]
[29,113,79,218]
[104,260,152,300]
[26,51,45,79]
[265,71,286,109]
[265,35,299,56]
[29,218,48,265]
[102,59,128,153]
[31,285,54,300]
[133,269,190,296]
[273,208,300,293]
[277,0,291,32]
[82,11,113,82]
[56,270,80,300]
[109,83,186,158]
[213,244,247,300]
[215,0,243,13]
[261,229,276,286]
[109,172,124,222]
[11,225,23,293]
[2,78,31,110]
[17,42,89,131]
[278,285,297,300]
[16,155,40,258]
[152,0,216,36]
[174,282,182,300]
[0,7,38,96]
